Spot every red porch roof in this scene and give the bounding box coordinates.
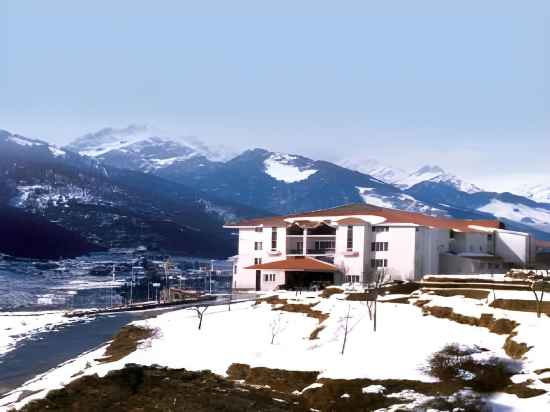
[245,256,336,272]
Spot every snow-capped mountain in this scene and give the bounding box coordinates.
[66,125,235,164]
[153,147,447,216]
[338,158,407,185]
[514,184,550,204]
[340,160,482,194]
[394,165,481,193]
[0,129,264,258]
[40,126,550,242]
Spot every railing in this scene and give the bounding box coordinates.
[307,248,335,255]
[286,248,336,255]
[287,249,303,255]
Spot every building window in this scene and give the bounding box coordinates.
[254,258,262,265]
[371,259,388,268]
[314,239,335,251]
[254,242,263,251]
[255,227,263,232]
[449,230,455,239]
[264,273,276,282]
[371,242,389,252]
[372,226,389,232]
[233,265,237,274]
[271,227,278,250]
[264,274,269,282]
[347,226,353,250]
[345,275,360,283]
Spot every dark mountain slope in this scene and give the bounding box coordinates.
[0,206,104,259]
[0,130,265,258]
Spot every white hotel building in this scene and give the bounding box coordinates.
[225,204,536,291]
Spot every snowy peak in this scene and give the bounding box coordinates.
[338,157,407,184]
[397,165,447,188]
[414,165,446,176]
[426,173,483,194]
[66,124,152,157]
[396,165,482,194]
[65,125,237,174]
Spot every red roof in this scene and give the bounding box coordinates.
[225,203,503,233]
[245,256,336,272]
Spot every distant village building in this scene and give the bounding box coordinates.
[224,204,536,291]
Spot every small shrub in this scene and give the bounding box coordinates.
[425,344,515,393]
[426,344,479,381]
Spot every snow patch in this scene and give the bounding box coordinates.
[263,154,317,183]
[362,385,386,394]
[478,199,550,233]
[6,136,41,147]
[49,146,66,157]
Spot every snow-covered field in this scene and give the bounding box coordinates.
[3,289,549,411]
[0,312,78,361]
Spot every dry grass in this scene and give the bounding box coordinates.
[309,325,325,340]
[423,288,490,300]
[98,325,154,363]
[319,287,344,298]
[421,305,531,359]
[491,299,550,314]
[423,276,528,286]
[275,302,329,323]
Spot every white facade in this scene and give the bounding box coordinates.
[225,206,536,290]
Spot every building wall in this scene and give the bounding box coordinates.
[232,222,534,289]
[234,226,288,290]
[415,228,451,278]
[454,232,491,254]
[233,228,261,290]
[334,225,368,283]
[495,231,532,265]
[440,254,481,274]
[383,226,417,281]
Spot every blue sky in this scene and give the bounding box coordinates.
[1,1,548,190]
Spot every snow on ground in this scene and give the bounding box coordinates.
[416,289,550,410]
[1,291,514,411]
[0,312,78,360]
[263,154,317,183]
[478,199,550,233]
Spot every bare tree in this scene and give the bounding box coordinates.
[191,306,209,330]
[365,269,386,332]
[490,266,497,301]
[269,312,287,344]
[529,270,550,318]
[341,304,352,355]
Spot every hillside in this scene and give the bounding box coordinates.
[0,129,265,258]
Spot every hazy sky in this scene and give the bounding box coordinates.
[1,1,548,191]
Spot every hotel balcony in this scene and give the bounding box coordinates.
[286,236,336,256]
[285,221,337,256]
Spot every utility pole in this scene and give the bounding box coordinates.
[210,260,214,294]
[130,266,134,306]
